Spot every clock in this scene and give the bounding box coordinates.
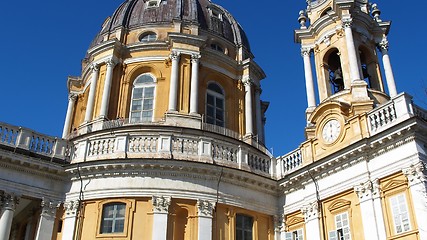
[322,119,341,143]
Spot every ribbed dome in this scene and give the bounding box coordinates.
[89,0,250,51]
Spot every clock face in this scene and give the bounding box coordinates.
[322,119,341,143]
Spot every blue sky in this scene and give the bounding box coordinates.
[0,1,426,156]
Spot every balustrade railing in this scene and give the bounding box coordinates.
[277,148,303,176]
[69,132,273,176]
[0,122,69,163]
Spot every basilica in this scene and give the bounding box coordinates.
[0,0,426,240]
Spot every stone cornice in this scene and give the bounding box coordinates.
[65,159,278,196]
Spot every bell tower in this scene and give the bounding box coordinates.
[295,0,399,158]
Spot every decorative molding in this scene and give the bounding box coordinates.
[328,199,351,213]
[197,199,215,217]
[40,198,60,218]
[301,201,318,222]
[403,162,426,186]
[191,53,201,64]
[64,201,80,216]
[169,51,181,61]
[378,38,389,51]
[354,179,380,201]
[0,192,20,211]
[342,17,353,29]
[301,47,311,57]
[152,196,171,213]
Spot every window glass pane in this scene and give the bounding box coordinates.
[216,98,224,108]
[145,87,154,97]
[133,88,143,98]
[207,106,214,118]
[244,231,252,240]
[143,99,153,110]
[207,94,214,105]
[135,74,154,84]
[114,219,125,232]
[131,100,142,111]
[208,83,223,94]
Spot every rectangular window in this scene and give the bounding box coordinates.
[333,212,351,240]
[101,203,126,234]
[236,214,253,240]
[390,194,411,234]
[285,228,304,240]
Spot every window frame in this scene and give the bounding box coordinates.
[235,214,253,240]
[333,212,351,240]
[205,82,225,127]
[389,193,411,234]
[139,32,158,42]
[146,0,160,8]
[285,228,304,240]
[129,73,157,123]
[97,200,134,238]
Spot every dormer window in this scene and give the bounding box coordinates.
[146,0,160,8]
[139,32,157,42]
[210,43,224,53]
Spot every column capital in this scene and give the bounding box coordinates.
[152,196,171,214]
[197,199,215,218]
[1,193,20,211]
[191,53,201,63]
[354,179,381,201]
[170,51,181,61]
[342,17,353,28]
[403,162,426,186]
[273,214,285,233]
[40,199,60,218]
[68,93,78,102]
[242,78,253,88]
[64,201,80,217]
[105,58,118,67]
[301,47,312,57]
[378,38,389,52]
[301,201,318,222]
[90,63,100,72]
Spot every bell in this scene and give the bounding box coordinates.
[332,69,343,86]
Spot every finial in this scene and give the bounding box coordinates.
[298,10,308,29]
[371,3,382,22]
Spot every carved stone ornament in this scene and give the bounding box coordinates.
[301,47,311,57]
[40,199,60,218]
[242,78,253,88]
[301,201,318,221]
[403,162,426,185]
[105,58,118,67]
[191,53,201,63]
[69,94,78,102]
[91,63,100,72]
[342,17,353,29]
[378,38,389,51]
[354,180,380,201]
[152,196,171,213]
[64,201,80,216]
[169,51,181,61]
[197,199,216,217]
[0,192,20,211]
[273,215,285,232]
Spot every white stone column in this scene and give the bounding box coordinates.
[84,64,100,122]
[254,86,263,142]
[354,180,386,240]
[342,17,362,82]
[274,215,284,240]
[0,193,20,240]
[168,51,181,112]
[61,201,79,240]
[99,58,117,119]
[301,47,316,108]
[62,94,77,138]
[378,38,398,97]
[35,199,58,240]
[197,199,215,240]
[190,54,201,114]
[152,196,171,240]
[243,79,254,136]
[301,202,321,240]
[403,162,427,240]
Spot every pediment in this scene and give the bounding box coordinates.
[286,216,304,226]
[382,179,407,192]
[328,199,351,213]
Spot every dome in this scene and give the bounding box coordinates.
[89,0,251,52]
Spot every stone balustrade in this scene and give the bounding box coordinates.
[69,129,273,177]
[367,93,415,134]
[276,148,303,177]
[0,122,69,163]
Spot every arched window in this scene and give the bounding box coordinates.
[206,82,225,127]
[100,202,126,234]
[139,32,157,42]
[130,74,156,123]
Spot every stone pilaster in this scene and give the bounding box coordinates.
[61,201,80,240]
[35,199,60,240]
[0,192,20,240]
[152,196,171,240]
[197,199,215,240]
[301,201,321,240]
